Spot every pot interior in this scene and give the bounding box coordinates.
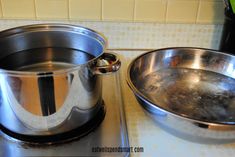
[0,24,106,73]
[0,47,95,72]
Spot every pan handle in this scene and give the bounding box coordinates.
[93,52,121,75]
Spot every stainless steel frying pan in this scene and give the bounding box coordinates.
[127,47,235,143]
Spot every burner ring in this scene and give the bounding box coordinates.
[1,102,106,145]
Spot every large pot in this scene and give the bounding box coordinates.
[0,24,120,139]
[127,47,235,143]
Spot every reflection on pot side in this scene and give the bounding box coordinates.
[0,47,102,132]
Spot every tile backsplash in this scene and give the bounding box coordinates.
[0,19,223,49]
[35,0,68,19]
[0,0,225,24]
[1,0,35,19]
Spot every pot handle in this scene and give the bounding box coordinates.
[93,52,121,75]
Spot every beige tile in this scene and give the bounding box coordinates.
[1,0,35,19]
[69,0,101,20]
[35,0,68,19]
[0,1,2,18]
[134,0,167,22]
[197,0,224,24]
[166,0,199,23]
[102,0,134,21]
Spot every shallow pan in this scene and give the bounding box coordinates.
[127,47,235,143]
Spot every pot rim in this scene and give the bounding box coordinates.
[0,23,107,77]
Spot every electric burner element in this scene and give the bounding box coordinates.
[0,102,106,144]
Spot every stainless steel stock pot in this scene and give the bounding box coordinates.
[0,24,120,138]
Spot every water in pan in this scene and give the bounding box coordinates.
[0,47,95,72]
[139,68,235,123]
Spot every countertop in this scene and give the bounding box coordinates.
[115,50,235,157]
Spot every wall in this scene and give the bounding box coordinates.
[0,0,225,50]
[0,20,223,49]
[0,0,224,24]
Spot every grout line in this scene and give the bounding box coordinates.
[165,0,169,23]
[0,0,3,18]
[100,0,102,21]
[33,0,36,19]
[67,0,70,20]
[195,0,201,24]
[101,0,104,21]
[133,0,136,21]
[34,0,38,20]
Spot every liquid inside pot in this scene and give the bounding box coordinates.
[0,47,95,72]
[0,47,98,117]
[139,68,235,123]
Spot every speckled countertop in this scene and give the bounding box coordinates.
[115,50,235,157]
